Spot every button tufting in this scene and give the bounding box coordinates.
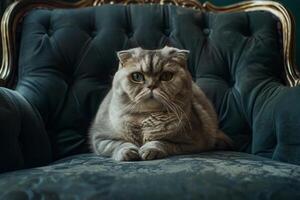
[241,26,252,37]
[127,31,134,38]
[242,31,252,37]
[125,27,134,38]
[47,29,53,36]
[228,78,235,88]
[164,29,170,37]
[90,30,97,38]
[203,28,210,36]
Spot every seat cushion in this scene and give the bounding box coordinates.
[0,151,299,200]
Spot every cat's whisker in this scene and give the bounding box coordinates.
[123,100,138,110]
[158,91,181,116]
[174,99,186,107]
[156,92,182,125]
[134,90,149,102]
[171,100,192,130]
[158,90,192,130]
[171,104,184,125]
[123,102,134,110]
[162,100,180,121]
[123,100,142,113]
[158,88,183,122]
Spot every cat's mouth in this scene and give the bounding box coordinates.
[135,93,165,112]
[140,90,157,100]
[149,91,155,99]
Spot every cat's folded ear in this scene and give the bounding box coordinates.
[162,46,190,65]
[172,49,190,63]
[117,50,132,66]
[117,47,142,67]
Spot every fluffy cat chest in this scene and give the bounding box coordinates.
[122,112,179,145]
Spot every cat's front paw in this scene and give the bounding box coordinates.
[113,146,140,161]
[139,141,168,160]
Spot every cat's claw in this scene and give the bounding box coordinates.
[113,147,140,161]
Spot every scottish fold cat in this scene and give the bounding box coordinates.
[89,46,232,161]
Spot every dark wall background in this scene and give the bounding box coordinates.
[0,0,298,69]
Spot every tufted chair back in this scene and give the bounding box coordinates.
[3,1,296,163]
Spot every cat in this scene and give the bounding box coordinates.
[89,46,233,161]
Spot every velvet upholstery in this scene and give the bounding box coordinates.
[14,4,294,161]
[0,88,51,172]
[0,3,300,199]
[1,152,300,200]
[0,1,298,69]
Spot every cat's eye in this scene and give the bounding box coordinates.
[131,72,145,83]
[160,72,174,81]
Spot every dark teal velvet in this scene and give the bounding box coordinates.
[0,88,52,172]
[15,4,289,162]
[0,3,299,199]
[203,0,299,70]
[0,0,299,71]
[0,3,299,171]
[1,152,300,200]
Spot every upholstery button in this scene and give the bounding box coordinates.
[91,30,97,37]
[127,31,133,38]
[203,28,210,35]
[164,29,170,36]
[242,26,252,37]
[243,31,251,37]
[125,27,133,38]
[47,29,53,36]
[228,79,235,88]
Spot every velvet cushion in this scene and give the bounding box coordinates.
[0,88,51,172]
[0,152,300,199]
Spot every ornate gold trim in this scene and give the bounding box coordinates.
[92,0,203,8]
[1,0,298,87]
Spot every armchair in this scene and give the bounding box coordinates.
[0,0,299,199]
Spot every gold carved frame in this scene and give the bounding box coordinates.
[1,0,299,87]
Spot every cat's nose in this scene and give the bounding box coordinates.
[147,84,157,90]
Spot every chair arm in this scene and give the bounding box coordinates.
[250,84,300,164]
[272,86,300,164]
[0,87,52,173]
